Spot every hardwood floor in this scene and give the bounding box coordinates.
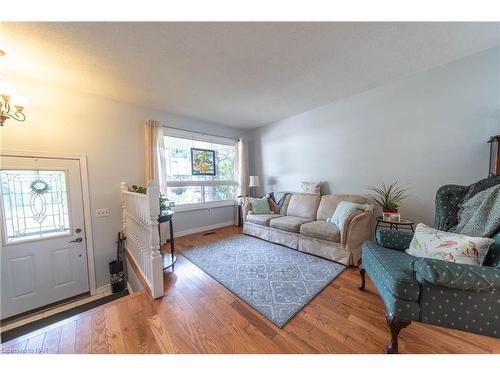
[2,226,499,354]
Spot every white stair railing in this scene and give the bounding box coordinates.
[120,180,164,299]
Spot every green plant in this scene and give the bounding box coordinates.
[131,185,170,211]
[131,185,147,194]
[159,193,168,212]
[366,182,410,211]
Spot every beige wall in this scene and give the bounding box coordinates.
[0,76,249,288]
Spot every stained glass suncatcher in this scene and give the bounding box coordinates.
[191,148,216,176]
[0,170,70,243]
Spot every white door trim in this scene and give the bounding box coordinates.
[0,149,97,296]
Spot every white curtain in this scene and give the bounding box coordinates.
[237,138,249,198]
[145,119,168,243]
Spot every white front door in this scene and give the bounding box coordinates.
[0,156,90,319]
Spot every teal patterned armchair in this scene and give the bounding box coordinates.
[359,184,500,354]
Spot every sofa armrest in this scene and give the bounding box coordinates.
[375,230,414,251]
[241,199,252,221]
[343,204,374,264]
[414,258,500,291]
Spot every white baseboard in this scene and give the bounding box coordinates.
[174,221,235,238]
[95,284,111,295]
[126,281,134,294]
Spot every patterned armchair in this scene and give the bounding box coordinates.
[359,184,500,353]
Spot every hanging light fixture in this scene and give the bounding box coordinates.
[0,48,28,126]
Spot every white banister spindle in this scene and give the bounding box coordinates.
[121,181,164,299]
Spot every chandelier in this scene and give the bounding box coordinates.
[0,49,27,126]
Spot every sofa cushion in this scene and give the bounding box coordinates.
[269,216,313,233]
[362,241,420,302]
[300,221,340,242]
[317,194,365,221]
[286,194,321,220]
[246,213,282,227]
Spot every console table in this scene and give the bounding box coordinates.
[158,210,176,270]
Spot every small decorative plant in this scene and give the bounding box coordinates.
[131,185,147,194]
[159,193,168,212]
[366,182,410,213]
[131,185,169,211]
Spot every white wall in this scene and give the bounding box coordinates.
[251,47,500,226]
[0,76,249,289]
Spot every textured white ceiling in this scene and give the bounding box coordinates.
[3,22,500,128]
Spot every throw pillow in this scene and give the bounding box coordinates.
[248,197,272,214]
[268,198,280,213]
[406,223,494,266]
[329,201,364,229]
[300,181,321,195]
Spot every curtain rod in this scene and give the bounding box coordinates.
[162,125,240,142]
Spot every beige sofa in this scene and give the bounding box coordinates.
[242,193,374,266]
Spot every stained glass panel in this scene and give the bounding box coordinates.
[0,170,70,243]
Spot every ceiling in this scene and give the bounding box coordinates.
[3,22,500,128]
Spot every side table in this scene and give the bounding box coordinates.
[158,210,176,270]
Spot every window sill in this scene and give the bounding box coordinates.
[174,200,237,213]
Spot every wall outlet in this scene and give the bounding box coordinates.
[96,208,110,217]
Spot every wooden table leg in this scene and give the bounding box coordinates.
[169,219,175,269]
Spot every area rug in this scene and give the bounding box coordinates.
[180,234,346,327]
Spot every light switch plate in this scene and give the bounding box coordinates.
[96,208,110,217]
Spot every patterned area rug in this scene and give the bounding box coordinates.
[180,234,346,327]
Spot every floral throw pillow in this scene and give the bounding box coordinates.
[406,223,494,266]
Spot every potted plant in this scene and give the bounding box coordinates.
[366,182,410,213]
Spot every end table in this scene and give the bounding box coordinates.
[158,210,176,270]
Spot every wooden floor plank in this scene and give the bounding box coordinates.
[2,226,499,354]
[104,305,127,354]
[42,326,62,354]
[75,315,92,354]
[90,309,109,354]
[147,314,176,353]
[58,320,76,354]
[24,332,46,354]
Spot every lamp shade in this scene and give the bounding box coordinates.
[249,175,260,188]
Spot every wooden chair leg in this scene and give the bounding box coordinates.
[358,264,366,290]
[386,313,411,354]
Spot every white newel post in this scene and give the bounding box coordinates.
[121,180,164,299]
[147,180,164,298]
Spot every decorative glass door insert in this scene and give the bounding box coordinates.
[0,169,71,243]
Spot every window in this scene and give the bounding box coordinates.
[0,169,71,243]
[163,128,238,209]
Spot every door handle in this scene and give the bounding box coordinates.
[69,237,83,243]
